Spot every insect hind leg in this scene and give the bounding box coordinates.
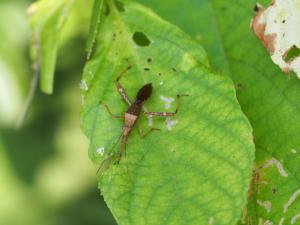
[143,94,189,117]
[138,127,160,138]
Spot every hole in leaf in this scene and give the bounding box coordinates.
[144,67,150,71]
[147,58,152,63]
[236,83,243,89]
[172,67,177,72]
[132,32,151,47]
[114,0,125,12]
[112,33,117,40]
[254,4,260,12]
[285,45,300,62]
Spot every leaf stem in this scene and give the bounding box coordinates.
[16,64,39,129]
[105,0,118,16]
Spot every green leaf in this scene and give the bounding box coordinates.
[86,0,105,59]
[137,0,300,224]
[81,1,255,224]
[29,0,75,94]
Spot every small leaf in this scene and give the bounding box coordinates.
[86,0,105,59]
[81,1,255,225]
[29,0,74,94]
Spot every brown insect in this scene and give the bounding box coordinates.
[97,65,188,174]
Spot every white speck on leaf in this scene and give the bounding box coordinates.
[208,217,214,224]
[160,81,164,86]
[264,220,273,225]
[143,106,153,126]
[180,52,196,73]
[251,0,300,78]
[291,149,297,154]
[291,212,300,224]
[160,95,174,109]
[148,114,153,127]
[262,157,288,177]
[259,219,274,225]
[79,79,88,91]
[97,147,105,156]
[166,117,178,131]
[279,218,285,225]
[257,199,272,213]
[284,189,300,213]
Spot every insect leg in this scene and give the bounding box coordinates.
[115,65,132,106]
[143,94,189,117]
[115,151,121,164]
[115,138,126,164]
[100,102,124,118]
[138,127,160,138]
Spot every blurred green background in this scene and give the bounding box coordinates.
[0,0,116,224]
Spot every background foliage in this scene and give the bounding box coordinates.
[0,0,116,224]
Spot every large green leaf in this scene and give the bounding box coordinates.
[137,0,300,224]
[81,1,255,224]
